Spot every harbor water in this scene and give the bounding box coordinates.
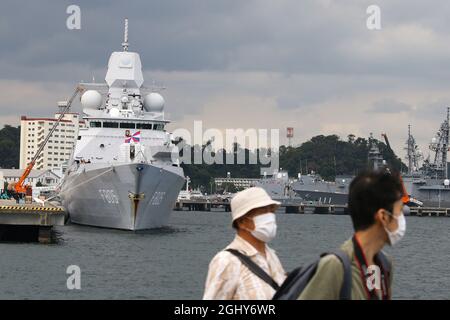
[0,211,449,299]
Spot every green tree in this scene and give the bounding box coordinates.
[0,125,20,169]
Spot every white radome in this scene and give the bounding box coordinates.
[81,90,102,109]
[143,92,165,112]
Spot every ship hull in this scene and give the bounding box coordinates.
[293,190,348,206]
[412,189,450,208]
[59,163,184,230]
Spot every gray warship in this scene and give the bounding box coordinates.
[59,20,185,230]
[255,170,351,206]
[402,108,450,207]
[291,134,386,205]
[255,134,388,207]
[256,108,450,209]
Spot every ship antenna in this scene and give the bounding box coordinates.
[122,18,129,51]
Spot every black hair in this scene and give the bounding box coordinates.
[348,170,403,231]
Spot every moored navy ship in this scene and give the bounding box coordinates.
[402,108,450,207]
[59,20,185,230]
[255,134,388,207]
[255,169,351,206]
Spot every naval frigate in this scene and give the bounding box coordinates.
[402,108,450,207]
[59,20,185,230]
[254,134,386,207]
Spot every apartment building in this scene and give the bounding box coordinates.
[19,111,85,170]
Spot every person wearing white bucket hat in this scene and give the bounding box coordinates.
[203,187,286,300]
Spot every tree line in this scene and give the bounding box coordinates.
[181,134,406,191]
[0,125,406,191]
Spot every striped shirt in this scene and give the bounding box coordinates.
[203,235,286,300]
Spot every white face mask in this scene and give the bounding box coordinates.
[250,213,277,243]
[384,212,406,246]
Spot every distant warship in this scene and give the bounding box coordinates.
[403,108,450,207]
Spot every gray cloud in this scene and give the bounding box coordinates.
[2,0,450,160]
[1,0,450,78]
[368,99,412,114]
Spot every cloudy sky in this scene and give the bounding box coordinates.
[1,0,450,161]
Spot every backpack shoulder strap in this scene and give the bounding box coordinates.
[324,250,352,300]
[375,250,392,296]
[225,248,280,291]
[376,251,391,275]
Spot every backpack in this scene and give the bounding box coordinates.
[225,248,351,300]
[272,250,352,300]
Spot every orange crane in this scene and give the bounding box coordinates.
[381,132,409,204]
[14,87,82,195]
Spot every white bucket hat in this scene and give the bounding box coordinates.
[230,187,281,223]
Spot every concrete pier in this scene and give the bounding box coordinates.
[175,199,348,215]
[175,199,231,212]
[0,202,65,243]
[409,207,450,217]
[175,199,450,217]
